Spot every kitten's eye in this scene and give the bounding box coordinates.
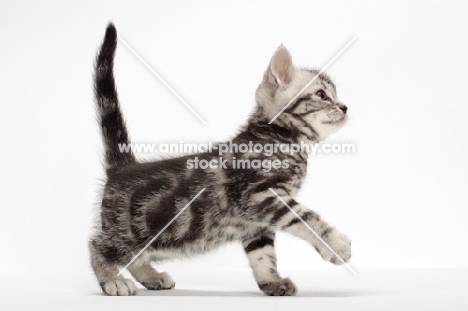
[316,90,328,100]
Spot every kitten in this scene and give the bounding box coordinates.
[90,23,351,296]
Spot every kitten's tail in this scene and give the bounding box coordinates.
[94,23,135,173]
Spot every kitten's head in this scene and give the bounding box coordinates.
[256,45,348,141]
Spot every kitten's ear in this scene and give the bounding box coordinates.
[269,45,294,86]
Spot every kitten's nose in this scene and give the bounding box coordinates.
[339,105,348,114]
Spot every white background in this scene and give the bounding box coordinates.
[1,0,467,301]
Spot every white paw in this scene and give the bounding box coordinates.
[317,229,351,265]
[141,272,175,290]
[102,278,138,296]
[258,277,297,296]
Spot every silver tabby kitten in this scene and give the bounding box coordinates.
[90,24,351,296]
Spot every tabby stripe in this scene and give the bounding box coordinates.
[269,267,279,277]
[314,246,321,254]
[292,114,319,137]
[294,107,322,117]
[275,184,290,194]
[284,217,301,228]
[270,206,289,225]
[297,152,306,161]
[254,196,276,210]
[244,236,275,253]
[297,128,315,142]
[282,116,315,142]
[248,175,291,195]
[321,227,332,238]
[285,94,312,114]
[283,211,318,228]
[270,200,297,225]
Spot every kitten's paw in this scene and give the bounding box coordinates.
[318,229,352,265]
[141,272,175,290]
[101,278,138,296]
[258,278,297,296]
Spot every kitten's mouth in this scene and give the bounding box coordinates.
[322,115,347,125]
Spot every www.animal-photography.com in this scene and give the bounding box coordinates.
[1,1,467,310]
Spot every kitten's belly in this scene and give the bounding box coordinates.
[147,238,233,261]
[147,223,259,260]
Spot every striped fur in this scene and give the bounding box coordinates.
[94,24,135,173]
[89,24,351,296]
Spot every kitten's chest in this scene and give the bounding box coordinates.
[286,155,308,194]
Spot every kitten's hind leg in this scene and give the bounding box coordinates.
[89,239,138,296]
[242,230,297,296]
[128,263,175,290]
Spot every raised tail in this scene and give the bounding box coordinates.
[94,23,135,173]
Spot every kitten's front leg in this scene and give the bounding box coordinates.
[242,230,297,296]
[274,197,351,264]
[250,192,351,264]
